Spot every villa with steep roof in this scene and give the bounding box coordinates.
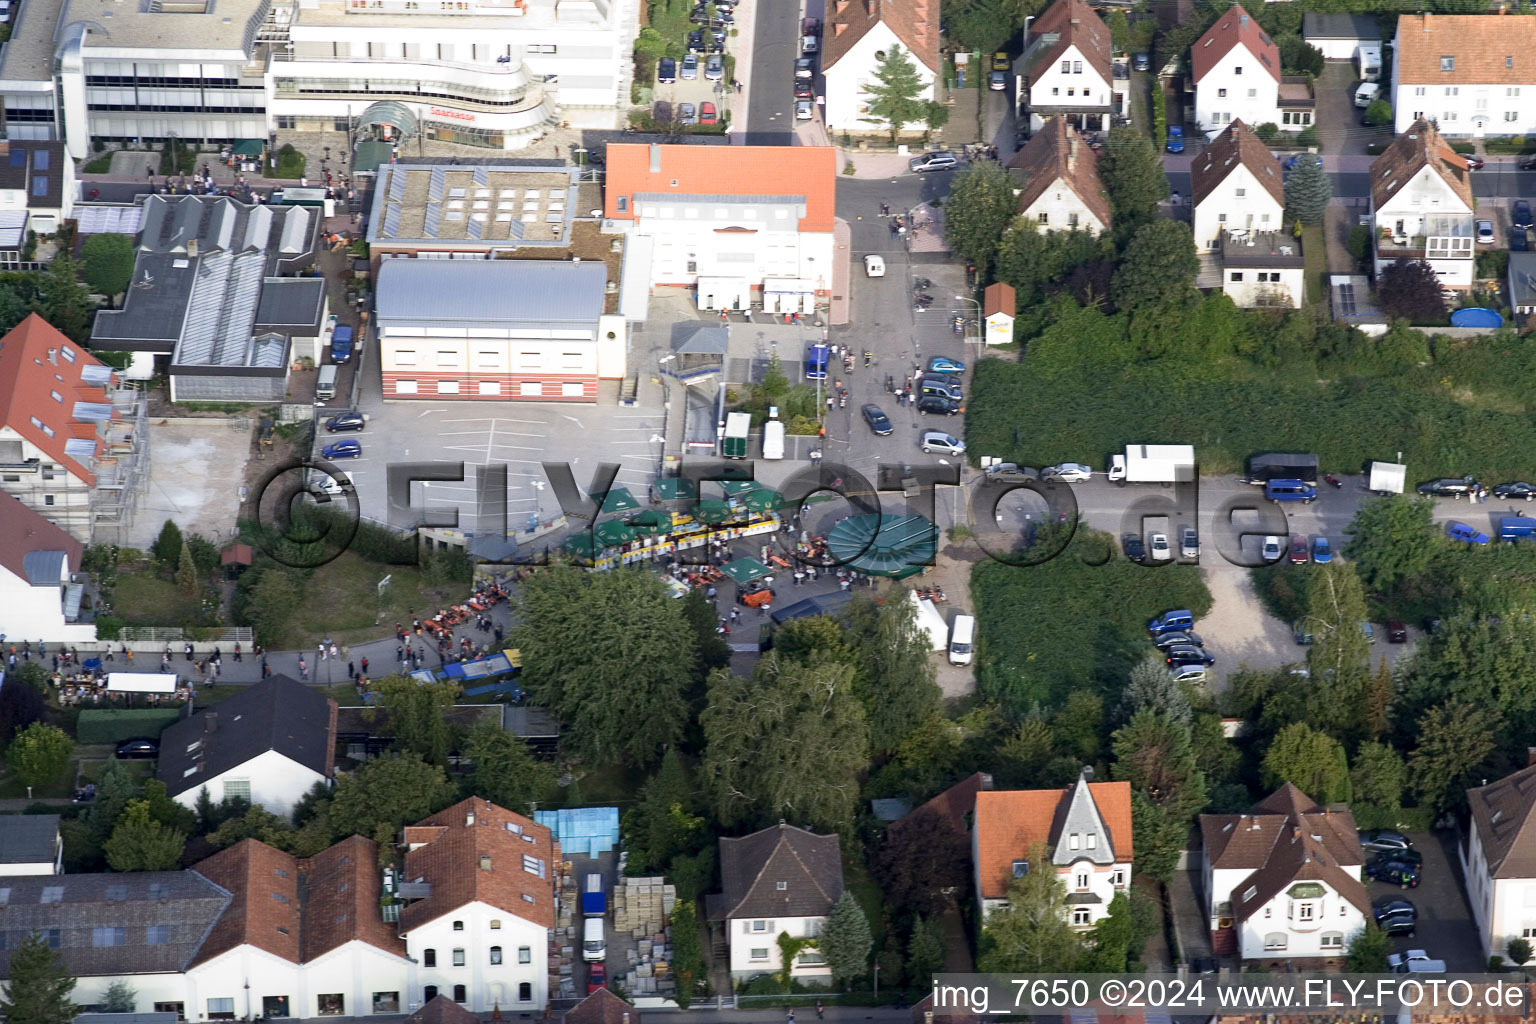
[1199,784,1367,962]
[1465,762,1536,960]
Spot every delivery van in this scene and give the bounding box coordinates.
[316,364,338,401]
[582,917,606,962]
[762,408,785,460]
[1265,478,1316,504]
[948,614,975,665]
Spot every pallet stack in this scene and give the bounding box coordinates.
[615,876,679,997]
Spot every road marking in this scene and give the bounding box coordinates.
[418,408,449,417]
[487,444,544,452]
[435,430,497,437]
[437,418,498,425]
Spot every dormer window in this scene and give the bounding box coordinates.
[1087,834,1097,850]
[777,882,787,891]
[1243,885,1258,902]
[1441,57,1454,72]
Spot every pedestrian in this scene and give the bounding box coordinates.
[262,658,272,678]
[329,643,339,661]
[299,656,309,680]
[126,647,134,663]
[554,144,561,158]
[341,643,349,659]
[105,646,114,662]
[397,645,405,663]
[816,1001,824,1020]
[348,660,356,678]
[185,643,194,661]
[234,642,242,662]
[161,652,170,672]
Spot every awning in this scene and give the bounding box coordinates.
[716,479,757,497]
[651,478,699,502]
[231,139,264,157]
[630,509,671,535]
[742,489,785,513]
[107,673,177,694]
[358,100,418,136]
[721,557,773,584]
[594,520,638,547]
[596,488,640,513]
[825,514,938,580]
[694,499,734,523]
[696,276,751,311]
[763,277,818,314]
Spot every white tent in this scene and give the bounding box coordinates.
[907,590,949,652]
[106,673,177,694]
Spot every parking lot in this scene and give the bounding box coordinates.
[1369,831,1485,972]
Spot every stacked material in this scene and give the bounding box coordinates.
[535,806,621,856]
[613,875,677,935]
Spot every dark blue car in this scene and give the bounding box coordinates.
[1447,521,1490,545]
[322,440,362,460]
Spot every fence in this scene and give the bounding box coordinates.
[118,626,254,645]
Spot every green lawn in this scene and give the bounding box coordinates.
[116,575,207,628]
[1301,224,1327,305]
[0,760,78,799]
[274,551,464,650]
[79,758,154,784]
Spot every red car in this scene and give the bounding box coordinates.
[587,963,607,994]
[1288,534,1309,564]
[699,102,718,126]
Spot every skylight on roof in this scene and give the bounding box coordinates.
[40,886,63,903]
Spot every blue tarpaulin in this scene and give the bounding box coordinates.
[534,806,621,856]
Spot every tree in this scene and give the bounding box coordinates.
[1351,741,1406,811]
[820,890,873,987]
[0,930,77,1024]
[176,541,200,597]
[924,101,950,142]
[0,669,47,758]
[1344,496,1439,596]
[1507,937,1533,967]
[1111,220,1198,312]
[152,518,183,566]
[845,596,941,755]
[1118,655,1192,726]
[371,676,459,766]
[461,720,556,814]
[1284,158,1332,227]
[34,257,96,342]
[946,0,1024,52]
[1347,922,1393,972]
[670,899,706,1008]
[513,568,693,767]
[622,748,707,874]
[1113,708,1207,882]
[1098,124,1170,237]
[81,233,135,307]
[1377,258,1449,323]
[243,568,299,647]
[907,915,945,983]
[1363,99,1394,126]
[104,799,187,871]
[1262,722,1351,803]
[700,652,869,830]
[944,161,1019,284]
[209,804,298,851]
[6,722,72,797]
[978,843,1081,972]
[876,807,972,917]
[1302,562,1373,740]
[1409,698,1501,816]
[860,45,928,140]
[1079,892,1149,972]
[102,980,137,1014]
[1277,34,1324,76]
[328,753,458,848]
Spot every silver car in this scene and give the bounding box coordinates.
[679,102,697,125]
[920,430,966,455]
[705,54,724,81]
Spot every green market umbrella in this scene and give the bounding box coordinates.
[630,509,671,534]
[594,520,638,546]
[597,488,640,513]
[717,479,756,497]
[825,514,938,580]
[651,478,698,502]
[743,489,786,513]
[721,557,774,584]
[694,499,734,523]
[561,533,599,556]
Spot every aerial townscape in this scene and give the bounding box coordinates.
[7,0,1536,1019]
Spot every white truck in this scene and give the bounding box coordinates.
[721,411,751,459]
[1355,82,1381,109]
[1107,444,1196,485]
[907,591,949,652]
[762,408,785,460]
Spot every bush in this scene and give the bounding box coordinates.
[76,709,182,745]
[1254,122,1280,144]
[1449,140,1476,155]
[1363,100,1393,127]
[269,144,306,180]
[1347,224,1373,265]
[1151,82,1168,151]
[1296,125,1319,148]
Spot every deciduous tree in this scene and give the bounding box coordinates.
[1347,922,1392,972]
[944,161,1019,284]
[622,748,706,874]
[371,676,459,767]
[820,890,873,987]
[6,722,72,796]
[860,46,929,141]
[209,805,298,850]
[461,720,556,814]
[876,807,972,917]
[978,842,1081,972]
[845,595,942,755]
[1262,722,1351,803]
[104,799,187,871]
[1302,562,1373,740]
[0,930,77,1024]
[1098,124,1169,237]
[1111,220,1198,312]
[1409,698,1501,816]
[1344,496,1438,595]
[1351,741,1406,811]
[327,753,457,848]
[1377,258,1448,323]
[81,233,135,307]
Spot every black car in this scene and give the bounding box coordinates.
[1164,644,1215,667]
[1372,847,1423,868]
[325,410,366,432]
[795,57,815,78]
[1517,200,1535,230]
[1514,230,1532,253]
[688,29,703,51]
[1373,897,1415,921]
[1123,532,1147,562]
[862,403,893,436]
[795,82,814,99]
[1366,859,1421,887]
[658,57,677,83]
[1152,630,1204,650]
[1358,829,1413,854]
[1495,481,1536,500]
[1378,910,1417,936]
[916,395,960,416]
[116,738,160,759]
[1416,476,1477,497]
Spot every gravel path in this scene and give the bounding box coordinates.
[1198,565,1302,689]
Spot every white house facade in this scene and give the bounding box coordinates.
[1009,117,1111,236]
[819,0,938,135]
[173,747,332,818]
[1220,230,1306,308]
[1391,13,1536,137]
[0,492,97,645]
[1464,763,1536,961]
[1018,0,1119,133]
[1370,119,1476,289]
[1190,120,1286,250]
[1193,6,1282,135]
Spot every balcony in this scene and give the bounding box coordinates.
[272,49,533,77]
[1376,214,1475,261]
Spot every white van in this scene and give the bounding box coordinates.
[1354,82,1381,109]
[582,916,606,962]
[762,410,785,460]
[316,364,338,401]
[948,614,975,665]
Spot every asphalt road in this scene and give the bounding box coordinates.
[743,0,799,145]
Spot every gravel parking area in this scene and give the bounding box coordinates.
[130,422,252,549]
[1197,565,1300,689]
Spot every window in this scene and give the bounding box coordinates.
[777,881,788,891]
[1087,834,1097,850]
[478,382,501,396]
[437,351,457,366]
[146,925,170,945]
[424,987,438,1003]
[49,390,61,403]
[223,780,250,801]
[395,350,418,365]
[1297,903,1315,921]
[1445,86,1458,97]
[59,345,76,363]
[1441,56,1455,71]
[519,983,533,1002]
[1012,860,1029,877]
[1075,872,1089,889]
[373,993,400,1014]
[1524,927,1536,939]
[1073,60,1082,73]
[798,948,828,965]
[42,929,59,949]
[1038,212,1049,225]
[1072,908,1092,925]
[1321,932,1343,948]
[1508,112,1520,122]
[154,1004,185,1018]
[520,351,541,368]
[43,495,53,506]
[276,116,296,129]
[1218,88,1227,98]
[1235,188,1246,197]
[1264,932,1288,950]
[437,381,460,394]
[272,892,290,904]
[208,998,236,1019]
[453,986,467,1003]
[453,921,464,931]
[424,949,437,967]
[1069,834,1080,850]
[523,854,546,876]
[518,946,532,963]
[1111,870,1126,887]
[452,948,466,967]
[751,920,769,932]
[1415,86,1426,96]
[750,947,770,961]
[1230,272,1244,282]
[561,352,583,369]
[1061,60,1071,73]
[1068,213,1080,228]
[395,380,419,395]
[1235,65,1243,75]
[40,887,63,904]
[92,927,126,946]
[1242,885,1258,902]
[490,946,503,964]
[318,993,344,1016]
[1510,87,1522,97]
[520,381,543,397]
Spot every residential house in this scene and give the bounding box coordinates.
[819,0,939,136]
[0,315,148,544]
[187,835,412,1020]
[705,822,845,982]
[1007,117,1110,237]
[1391,13,1536,136]
[566,987,643,1024]
[0,140,72,246]
[1199,783,1368,961]
[1463,761,1536,960]
[0,491,97,644]
[984,283,1017,346]
[1219,230,1305,307]
[1369,118,1476,290]
[0,814,62,875]
[1193,6,1297,136]
[1509,251,1536,317]
[603,143,837,314]
[1016,0,1120,133]
[396,797,560,1013]
[1191,120,1286,250]
[1302,13,1380,62]
[972,770,1134,927]
[157,674,338,817]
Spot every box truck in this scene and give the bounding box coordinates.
[1107,444,1196,484]
[721,412,751,459]
[762,409,785,460]
[1245,452,1318,486]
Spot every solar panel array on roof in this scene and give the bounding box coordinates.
[76,206,144,236]
[428,167,446,201]
[467,216,483,240]
[80,364,113,384]
[1336,281,1357,316]
[389,168,407,202]
[382,204,403,239]
[72,402,113,421]
[424,203,442,236]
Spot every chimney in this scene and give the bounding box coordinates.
[648,144,661,173]
[1292,825,1300,841]
[187,238,199,258]
[835,0,848,10]
[46,348,57,365]
[1080,764,1093,781]
[1424,12,1431,30]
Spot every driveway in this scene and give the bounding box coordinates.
[1198,565,1300,688]
[1368,831,1484,973]
[1316,62,1385,157]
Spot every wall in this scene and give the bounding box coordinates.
[0,566,98,645]
[186,940,415,1019]
[821,24,936,134]
[378,327,601,402]
[173,749,327,818]
[1464,826,1496,959]
[726,914,831,981]
[1196,48,1280,133]
[1223,265,1304,307]
[1020,175,1106,235]
[1193,168,1283,248]
[1237,887,1363,959]
[405,900,549,1013]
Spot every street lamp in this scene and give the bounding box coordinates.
[954,294,982,358]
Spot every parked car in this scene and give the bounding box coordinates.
[1417,475,1477,497]
[1368,860,1421,887]
[918,375,962,399]
[795,98,814,120]
[1494,481,1536,500]
[1288,534,1309,564]
[1373,898,1417,936]
[1179,527,1199,559]
[1293,619,1315,645]
[1373,897,1416,922]
[679,102,697,125]
[864,254,886,277]
[1286,153,1323,170]
[795,57,815,79]
[587,964,607,994]
[1386,619,1408,643]
[1165,644,1215,667]
[1388,950,1444,972]
[1514,229,1531,252]
[1262,535,1283,562]
[1447,520,1491,545]
[1312,536,1332,563]
[1171,664,1207,684]
[1148,609,1195,635]
[1165,125,1184,153]
[1361,621,1376,644]
[1042,463,1092,482]
[658,57,677,83]
[1478,219,1496,245]
[909,152,958,172]
[1153,630,1204,650]
[687,29,703,51]
[920,430,965,455]
[1373,847,1423,868]
[1522,157,1536,171]
[989,70,1007,90]
[1123,533,1147,562]
[1359,829,1413,854]
[991,51,1010,71]
[1148,532,1172,561]
[705,54,724,80]
[1133,52,1151,71]
[926,355,966,374]
[916,395,961,416]
[984,464,1040,484]
[321,440,362,460]
[116,738,160,759]
[1517,200,1535,229]
[325,411,365,432]
[681,54,699,79]
[1464,155,1486,171]
[862,404,893,436]
[699,102,718,125]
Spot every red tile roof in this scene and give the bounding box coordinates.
[300,834,406,961]
[0,315,114,487]
[407,995,481,1024]
[1370,118,1473,212]
[1007,117,1112,230]
[1192,4,1280,84]
[1395,14,1536,86]
[603,145,838,233]
[400,797,559,932]
[891,772,990,839]
[0,488,81,586]
[973,783,1134,900]
[566,987,643,1024]
[1023,0,1113,86]
[822,0,939,73]
[984,284,1016,319]
[1191,120,1285,209]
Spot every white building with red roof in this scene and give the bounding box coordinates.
[819,0,939,137]
[0,488,96,644]
[1017,0,1121,134]
[1192,5,1284,137]
[603,144,838,313]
